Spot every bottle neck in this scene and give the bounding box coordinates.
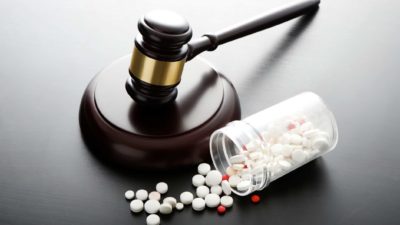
[210,120,271,196]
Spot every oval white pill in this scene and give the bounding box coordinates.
[205,170,222,186]
[312,137,330,152]
[246,141,260,152]
[136,189,148,201]
[125,190,135,200]
[226,167,236,176]
[221,180,231,195]
[281,144,293,157]
[148,191,161,201]
[163,197,177,208]
[155,182,168,194]
[249,152,263,160]
[130,199,144,213]
[210,185,222,195]
[271,144,283,156]
[220,196,233,207]
[204,193,220,208]
[146,214,160,225]
[278,160,292,171]
[236,180,251,191]
[196,185,210,198]
[198,163,211,175]
[232,163,245,171]
[175,202,184,211]
[303,129,320,138]
[290,134,303,145]
[180,192,194,205]
[144,200,160,214]
[281,133,292,144]
[300,121,313,132]
[228,175,241,187]
[159,203,172,214]
[192,198,206,211]
[192,174,205,187]
[291,149,307,163]
[229,155,246,164]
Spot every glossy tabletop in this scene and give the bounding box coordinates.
[1,0,399,224]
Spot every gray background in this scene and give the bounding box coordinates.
[1,0,399,224]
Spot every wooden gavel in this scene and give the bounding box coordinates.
[126,0,320,106]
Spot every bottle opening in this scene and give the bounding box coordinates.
[210,121,269,196]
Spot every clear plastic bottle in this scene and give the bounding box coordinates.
[210,92,338,196]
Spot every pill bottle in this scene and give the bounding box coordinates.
[210,92,338,196]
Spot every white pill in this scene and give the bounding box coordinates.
[278,160,292,171]
[175,202,184,211]
[205,170,222,186]
[196,186,210,198]
[198,163,211,175]
[125,190,135,200]
[228,175,241,187]
[130,199,144,213]
[220,196,233,207]
[281,133,292,144]
[300,121,313,132]
[229,155,246,164]
[192,174,205,187]
[281,144,293,157]
[312,137,330,152]
[136,189,148,201]
[148,191,161,201]
[270,144,283,156]
[192,198,206,211]
[274,155,284,162]
[146,214,160,225]
[156,182,168,194]
[302,138,311,148]
[144,200,160,214]
[250,152,263,160]
[221,180,232,195]
[290,134,303,145]
[236,180,251,191]
[291,149,307,163]
[163,197,177,208]
[303,129,320,138]
[180,192,194,205]
[204,193,220,208]
[210,185,222,195]
[159,203,172,214]
[226,167,236,176]
[232,163,245,171]
[246,141,260,152]
[310,149,320,157]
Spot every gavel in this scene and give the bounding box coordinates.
[126,0,320,106]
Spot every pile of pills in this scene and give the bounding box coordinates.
[224,116,331,193]
[125,163,235,225]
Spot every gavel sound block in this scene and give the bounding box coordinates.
[79,1,320,168]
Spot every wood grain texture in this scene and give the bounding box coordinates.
[1,0,400,224]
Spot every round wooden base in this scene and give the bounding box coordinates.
[79,55,241,169]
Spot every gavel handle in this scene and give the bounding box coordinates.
[186,0,320,61]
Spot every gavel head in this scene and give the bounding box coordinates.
[126,10,193,106]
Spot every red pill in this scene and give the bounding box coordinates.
[217,205,226,215]
[251,194,260,204]
[287,123,296,130]
[222,174,229,181]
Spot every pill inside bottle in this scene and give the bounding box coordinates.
[210,92,338,196]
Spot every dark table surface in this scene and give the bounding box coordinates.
[1,0,400,224]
